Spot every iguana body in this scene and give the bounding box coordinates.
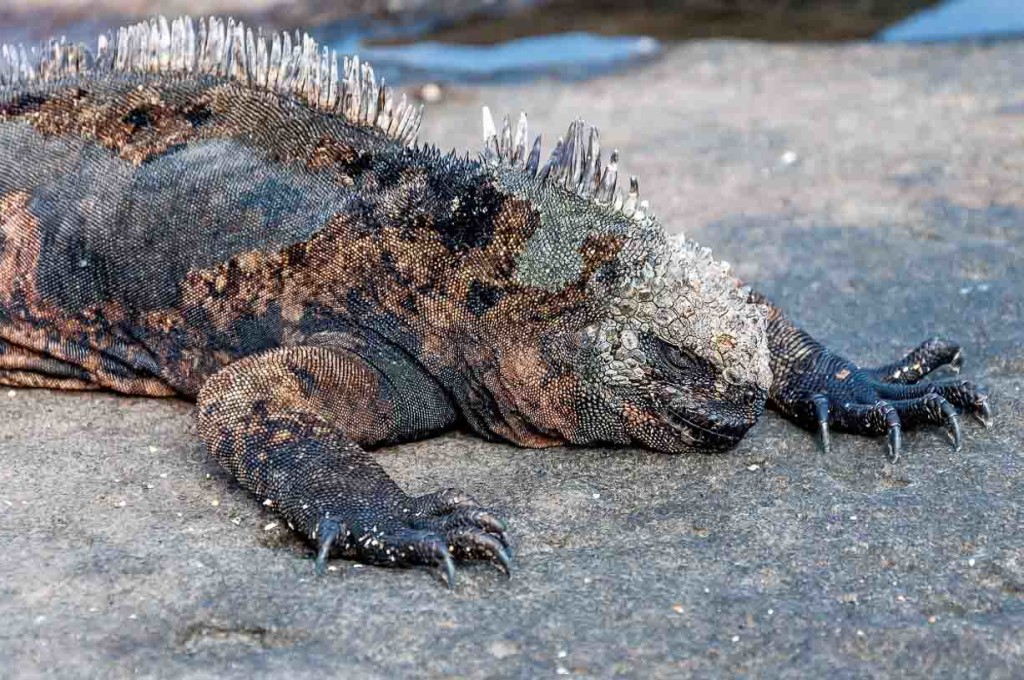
[0,17,990,585]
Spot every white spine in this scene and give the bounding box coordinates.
[0,16,422,146]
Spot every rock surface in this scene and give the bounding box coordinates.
[2,40,1022,678]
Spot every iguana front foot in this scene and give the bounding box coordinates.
[196,346,512,588]
[772,337,990,462]
[312,489,511,587]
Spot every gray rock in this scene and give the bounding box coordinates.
[2,39,1022,678]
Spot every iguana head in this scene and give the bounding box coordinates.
[575,233,772,452]
[484,110,771,452]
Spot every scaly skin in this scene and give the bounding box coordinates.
[0,17,991,586]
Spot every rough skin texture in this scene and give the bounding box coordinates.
[0,18,990,585]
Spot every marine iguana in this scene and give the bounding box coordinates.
[0,17,990,586]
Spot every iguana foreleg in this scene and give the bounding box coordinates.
[195,344,511,585]
[753,293,991,461]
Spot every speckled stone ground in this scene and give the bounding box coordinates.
[1,39,1022,678]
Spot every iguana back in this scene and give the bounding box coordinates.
[0,59,461,395]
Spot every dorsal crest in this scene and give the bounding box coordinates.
[480,106,652,222]
[0,16,423,145]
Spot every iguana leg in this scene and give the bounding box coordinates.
[196,344,510,586]
[753,293,990,461]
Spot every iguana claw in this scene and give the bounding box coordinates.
[438,547,457,590]
[812,394,830,454]
[314,519,348,575]
[937,397,962,451]
[949,349,963,374]
[975,399,993,428]
[886,421,902,464]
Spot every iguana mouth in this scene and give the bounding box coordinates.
[665,408,746,449]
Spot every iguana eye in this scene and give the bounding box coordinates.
[660,343,699,372]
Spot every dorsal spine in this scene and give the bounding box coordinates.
[0,16,423,145]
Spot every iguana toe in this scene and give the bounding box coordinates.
[976,398,993,428]
[448,526,512,576]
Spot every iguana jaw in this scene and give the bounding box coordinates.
[664,409,744,449]
[662,383,768,450]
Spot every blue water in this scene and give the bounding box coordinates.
[328,32,662,85]
[324,0,1024,84]
[879,0,1024,42]
[2,1,1022,88]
